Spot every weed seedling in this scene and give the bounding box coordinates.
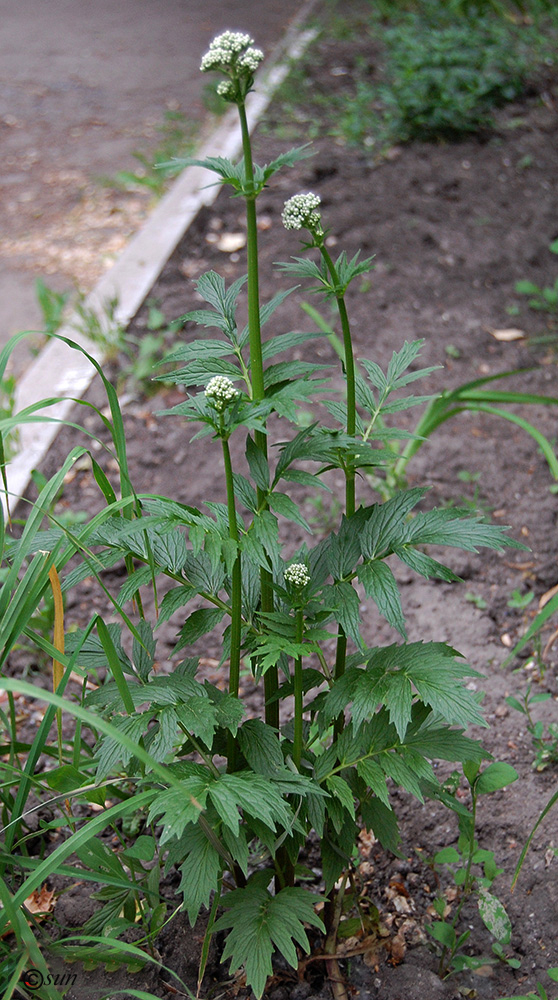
[73,294,179,396]
[34,278,70,338]
[110,109,199,198]
[501,966,558,1000]
[427,761,519,977]
[506,684,558,771]
[507,588,535,610]
[465,591,488,610]
[516,241,558,316]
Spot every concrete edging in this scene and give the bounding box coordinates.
[5,4,318,513]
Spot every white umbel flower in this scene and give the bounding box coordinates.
[237,47,264,73]
[204,375,239,412]
[285,563,310,588]
[281,193,322,232]
[200,31,263,75]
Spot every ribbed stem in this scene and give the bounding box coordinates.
[293,607,304,770]
[221,432,242,771]
[318,245,358,721]
[319,245,356,519]
[332,632,348,740]
[237,99,277,730]
[238,102,265,404]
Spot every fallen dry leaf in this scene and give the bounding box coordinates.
[388,878,409,897]
[359,860,375,878]
[473,965,494,978]
[540,583,558,608]
[387,930,406,965]
[503,559,536,570]
[1,886,55,936]
[385,886,414,914]
[543,628,558,659]
[336,935,361,956]
[398,917,427,947]
[24,886,56,916]
[488,327,526,341]
[362,934,382,967]
[392,895,413,914]
[358,828,377,858]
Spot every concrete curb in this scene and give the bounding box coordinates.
[4,4,318,513]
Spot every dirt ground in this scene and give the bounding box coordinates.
[14,11,558,1000]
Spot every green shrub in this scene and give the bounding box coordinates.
[379,15,533,140]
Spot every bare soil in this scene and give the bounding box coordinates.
[15,13,558,1000]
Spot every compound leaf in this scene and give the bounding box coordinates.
[358,560,406,637]
[173,608,225,655]
[214,883,324,999]
[238,719,284,776]
[177,822,222,926]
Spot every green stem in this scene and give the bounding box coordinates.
[318,244,357,736]
[293,608,304,770]
[237,99,277,730]
[221,432,242,772]
[198,880,222,995]
[463,789,478,896]
[440,791,478,976]
[221,433,241,701]
[332,632,348,740]
[318,245,356,518]
[178,723,220,778]
[238,101,264,403]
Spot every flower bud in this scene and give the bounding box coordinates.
[281,193,322,234]
[285,563,311,589]
[205,375,239,413]
[216,80,237,101]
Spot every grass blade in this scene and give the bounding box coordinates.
[503,589,558,665]
[96,616,136,714]
[512,786,558,890]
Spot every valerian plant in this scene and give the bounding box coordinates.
[0,31,527,999]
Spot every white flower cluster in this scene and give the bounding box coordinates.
[204,375,239,412]
[285,563,310,588]
[200,31,264,76]
[216,80,236,101]
[281,193,322,232]
[237,48,264,72]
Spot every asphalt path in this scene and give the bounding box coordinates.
[0,0,306,369]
